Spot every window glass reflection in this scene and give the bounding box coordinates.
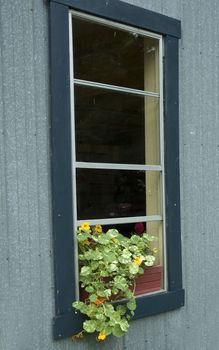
[75,86,160,165]
[76,169,161,220]
[73,17,159,92]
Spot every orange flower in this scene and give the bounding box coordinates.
[98,331,106,341]
[94,297,105,305]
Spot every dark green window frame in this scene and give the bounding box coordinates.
[49,0,184,339]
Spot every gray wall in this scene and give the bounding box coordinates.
[1,0,219,349]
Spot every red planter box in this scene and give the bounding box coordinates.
[80,266,163,300]
[134,265,163,295]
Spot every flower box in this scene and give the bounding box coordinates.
[80,266,163,301]
[134,265,163,295]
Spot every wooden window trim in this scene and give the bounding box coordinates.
[49,0,184,340]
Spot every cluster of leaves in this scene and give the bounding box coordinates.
[72,223,157,341]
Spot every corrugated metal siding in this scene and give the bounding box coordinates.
[1,0,219,349]
[0,1,54,349]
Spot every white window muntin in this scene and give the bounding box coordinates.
[74,79,160,99]
[77,216,162,227]
[75,162,162,171]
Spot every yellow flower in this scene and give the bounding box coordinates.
[82,238,90,245]
[133,256,142,265]
[98,331,106,341]
[95,224,102,233]
[80,222,90,231]
[152,248,158,254]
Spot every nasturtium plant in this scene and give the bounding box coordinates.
[72,223,157,341]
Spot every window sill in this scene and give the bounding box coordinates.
[53,288,185,339]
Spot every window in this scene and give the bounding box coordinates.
[71,12,165,297]
[50,0,184,339]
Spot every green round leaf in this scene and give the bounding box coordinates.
[80,266,91,276]
[127,300,136,311]
[89,294,98,302]
[83,320,96,333]
[112,324,126,337]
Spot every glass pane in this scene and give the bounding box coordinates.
[75,86,160,165]
[76,169,161,220]
[73,17,160,92]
